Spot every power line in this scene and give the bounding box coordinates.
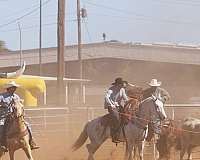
[151,0,200,6]
[0,19,77,33]
[90,12,200,26]
[85,2,200,26]
[0,0,52,29]
[1,2,40,21]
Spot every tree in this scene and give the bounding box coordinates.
[0,40,8,52]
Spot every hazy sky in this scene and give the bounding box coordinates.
[0,0,200,50]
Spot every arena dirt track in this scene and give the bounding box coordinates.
[2,123,156,160]
[3,106,200,160]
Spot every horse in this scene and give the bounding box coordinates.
[72,96,167,160]
[0,100,34,160]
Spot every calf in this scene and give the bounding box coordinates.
[156,119,181,160]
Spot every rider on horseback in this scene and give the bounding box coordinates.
[0,81,40,152]
[144,79,170,141]
[104,77,129,143]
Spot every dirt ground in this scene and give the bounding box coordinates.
[4,132,155,160]
[2,106,200,160]
[1,111,156,160]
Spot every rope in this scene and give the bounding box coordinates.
[119,110,200,134]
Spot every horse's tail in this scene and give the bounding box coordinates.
[72,123,88,151]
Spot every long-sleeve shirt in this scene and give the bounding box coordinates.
[0,92,20,108]
[104,85,129,109]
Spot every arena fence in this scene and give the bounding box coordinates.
[24,104,200,160]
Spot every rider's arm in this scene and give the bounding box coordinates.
[0,95,3,107]
[120,88,129,102]
[105,89,115,107]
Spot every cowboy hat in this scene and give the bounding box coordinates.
[112,77,127,85]
[148,79,161,87]
[3,81,20,89]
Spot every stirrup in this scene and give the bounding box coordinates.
[31,145,40,150]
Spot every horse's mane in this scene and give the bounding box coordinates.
[126,86,143,101]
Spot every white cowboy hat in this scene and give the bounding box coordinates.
[3,81,20,89]
[148,79,161,87]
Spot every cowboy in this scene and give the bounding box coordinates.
[104,77,129,143]
[144,79,170,141]
[0,81,40,152]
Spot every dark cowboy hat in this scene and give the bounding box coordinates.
[111,77,127,85]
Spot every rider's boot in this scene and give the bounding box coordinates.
[111,126,121,144]
[27,125,40,150]
[0,126,8,152]
[29,139,40,150]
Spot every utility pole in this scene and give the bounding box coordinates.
[77,0,83,104]
[39,0,42,75]
[57,0,65,104]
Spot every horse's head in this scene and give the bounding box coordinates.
[139,97,167,126]
[9,100,24,119]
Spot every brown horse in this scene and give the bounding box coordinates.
[0,101,34,160]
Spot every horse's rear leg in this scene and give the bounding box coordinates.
[86,142,102,160]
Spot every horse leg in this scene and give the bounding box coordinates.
[180,147,186,160]
[22,136,34,160]
[86,142,103,160]
[22,146,34,160]
[133,146,137,160]
[138,141,145,160]
[187,146,192,160]
[8,150,15,160]
[0,151,5,160]
[124,142,134,160]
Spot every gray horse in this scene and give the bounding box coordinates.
[72,97,167,160]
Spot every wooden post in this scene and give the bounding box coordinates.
[57,0,65,105]
[77,0,83,105]
[65,84,68,105]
